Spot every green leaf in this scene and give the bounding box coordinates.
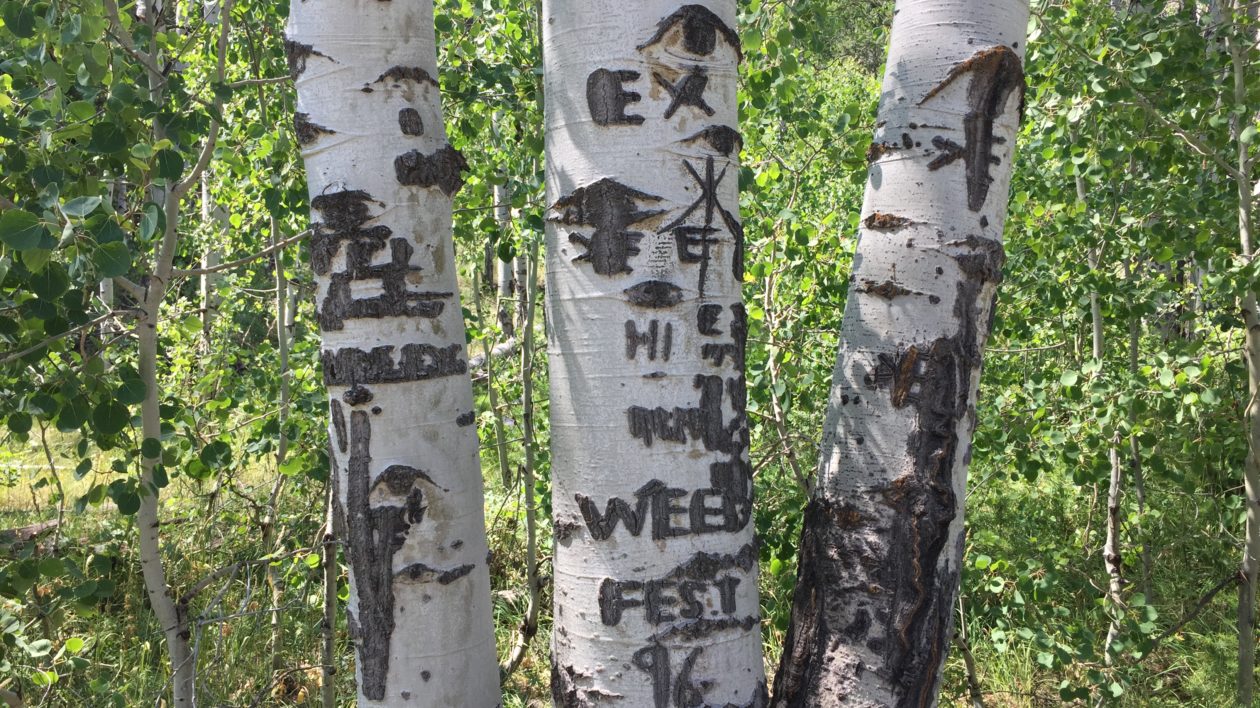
[92,400,131,436]
[88,122,127,154]
[116,369,146,404]
[1060,371,1079,387]
[113,489,139,515]
[1242,125,1259,145]
[1,2,36,38]
[38,558,64,578]
[199,440,233,469]
[141,437,161,459]
[64,638,85,654]
[61,196,101,218]
[139,203,162,241]
[8,412,31,435]
[0,209,47,250]
[154,149,184,182]
[93,241,131,278]
[56,397,91,431]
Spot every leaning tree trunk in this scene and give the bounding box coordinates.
[772,1,1028,705]
[286,2,499,705]
[543,1,766,705]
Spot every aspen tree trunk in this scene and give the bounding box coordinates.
[495,181,515,339]
[1226,2,1260,702]
[773,2,1028,704]
[286,2,499,705]
[199,173,222,345]
[543,2,766,705]
[1078,172,1126,665]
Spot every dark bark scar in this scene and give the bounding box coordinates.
[918,45,1025,212]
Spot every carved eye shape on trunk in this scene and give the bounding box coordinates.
[624,280,685,309]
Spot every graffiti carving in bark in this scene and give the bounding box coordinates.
[772,1,1029,705]
[544,1,766,705]
[287,1,499,705]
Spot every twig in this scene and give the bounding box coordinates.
[0,310,132,366]
[172,230,311,277]
[178,548,311,606]
[226,76,290,88]
[1134,572,1241,663]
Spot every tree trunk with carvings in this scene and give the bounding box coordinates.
[286,2,499,705]
[543,1,766,705]
[772,1,1029,705]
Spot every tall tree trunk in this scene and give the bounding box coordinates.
[495,180,515,339]
[199,173,222,347]
[1226,1,1260,703]
[264,217,292,674]
[543,1,766,705]
[772,1,1028,704]
[286,2,500,705]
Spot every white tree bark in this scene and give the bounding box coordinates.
[199,172,222,345]
[543,2,765,706]
[774,2,1028,705]
[286,2,499,705]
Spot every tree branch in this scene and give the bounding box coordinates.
[0,310,134,366]
[172,229,310,277]
[1134,572,1241,663]
[102,0,165,79]
[226,76,291,89]
[173,0,237,196]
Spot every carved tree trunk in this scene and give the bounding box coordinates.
[543,2,766,705]
[286,2,499,705]
[772,1,1028,705]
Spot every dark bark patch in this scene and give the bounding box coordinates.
[918,45,1025,211]
[373,65,438,88]
[552,661,620,706]
[456,411,475,427]
[681,125,743,156]
[550,179,665,276]
[637,4,742,60]
[398,108,424,136]
[648,614,759,642]
[926,136,965,171]
[666,543,757,580]
[654,67,715,119]
[343,385,373,406]
[867,141,898,163]
[294,112,335,146]
[864,212,913,231]
[342,410,396,700]
[859,279,916,300]
[309,191,442,329]
[322,343,467,386]
[587,69,645,126]
[394,144,468,196]
[946,235,1006,285]
[330,399,348,453]
[624,280,684,308]
[397,562,475,585]
[284,40,327,78]
[553,518,580,544]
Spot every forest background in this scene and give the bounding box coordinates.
[0,0,1254,705]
